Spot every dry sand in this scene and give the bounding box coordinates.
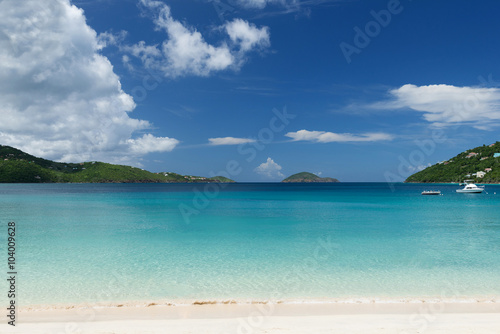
[1,302,499,333]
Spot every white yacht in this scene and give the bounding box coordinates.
[456,180,485,193]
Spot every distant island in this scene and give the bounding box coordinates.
[406,142,500,183]
[282,172,339,183]
[0,145,235,183]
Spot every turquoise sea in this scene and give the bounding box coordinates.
[1,183,500,307]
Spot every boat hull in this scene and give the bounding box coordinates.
[456,189,484,193]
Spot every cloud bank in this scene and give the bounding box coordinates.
[127,0,270,78]
[0,0,178,163]
[371,84,500,129]
[285,130,393,142]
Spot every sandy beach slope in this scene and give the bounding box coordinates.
[1,302,499,333]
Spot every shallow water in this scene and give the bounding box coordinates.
[0,183,499,306]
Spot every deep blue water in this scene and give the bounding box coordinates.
[0,183,499,306]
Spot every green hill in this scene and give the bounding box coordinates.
[0,145,235,183]
[406,142,500,183]
[282,172,339,183]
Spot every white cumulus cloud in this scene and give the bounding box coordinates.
[285,130,394,143]
[0,0,178,164]
[127,0,270,78]
[225,19,270,52]
[208,137,257,145]
[127,134,179,154]
[371,84,500,129]
[254,157,284,179]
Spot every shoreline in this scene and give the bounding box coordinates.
[18,296,500,312]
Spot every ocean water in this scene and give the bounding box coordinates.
[0,183,499,306]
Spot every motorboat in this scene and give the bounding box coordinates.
[421,190,441,195]
[456,180,484,193]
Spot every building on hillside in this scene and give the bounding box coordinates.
[480,157,489,161]
[466,152,479,158]
[489,143,496,147]
[476,171,486,178]
[485,168,492,172]
[494,153,500,158]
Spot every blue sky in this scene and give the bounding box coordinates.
[1,0,500,181]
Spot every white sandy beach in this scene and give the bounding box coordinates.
[2,302,500,334]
